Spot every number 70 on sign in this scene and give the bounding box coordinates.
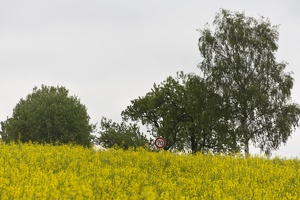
[154,137,166,149]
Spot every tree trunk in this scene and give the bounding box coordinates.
[243,122,250,157]
[244,140,250,157]
[242,114,250,157]
[191,134,197,153]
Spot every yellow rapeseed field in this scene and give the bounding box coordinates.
[0,142,299,199]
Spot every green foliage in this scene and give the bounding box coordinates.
[122,74,186,150]
[182,73,238,153]
[96,117,150,149]
[0,85,94,147]
[122,72,238,153]
[198,9,300,155]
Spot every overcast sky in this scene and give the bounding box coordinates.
[1,0,299,157]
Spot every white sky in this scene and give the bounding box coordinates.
[1,0,299,157]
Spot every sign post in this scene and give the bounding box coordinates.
[154,137,166,149]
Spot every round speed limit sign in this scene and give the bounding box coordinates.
[154,137,166,149]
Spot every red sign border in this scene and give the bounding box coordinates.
[154,137,166,149]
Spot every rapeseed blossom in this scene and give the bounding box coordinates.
[0,142,299,199]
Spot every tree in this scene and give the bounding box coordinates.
[120,74,184,152]
[96,117,150,149]
[182,73,238,153]
[122,75,187,150]
[122,72,237,153]
[198,9,300,156]
[0,85,94,147]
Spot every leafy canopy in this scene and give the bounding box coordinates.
[1,85,94,147]
[122,72,238,153]
[96,117,150,149]
[198,9,300,155]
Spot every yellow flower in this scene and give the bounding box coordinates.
[0,143,300,199]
